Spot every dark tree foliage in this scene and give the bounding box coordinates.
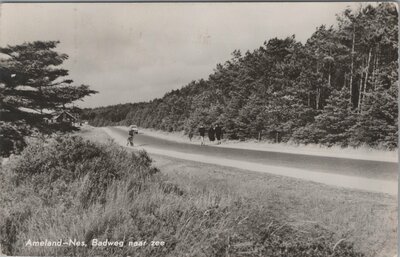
[82,3,398,149]
[0,41,97,156]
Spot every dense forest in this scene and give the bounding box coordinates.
[82,3,398,149]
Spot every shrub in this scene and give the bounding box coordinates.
[0,122,27,157]
[0,135,158,255]
[292,124,326,145]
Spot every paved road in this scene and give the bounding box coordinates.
[111,127,398,181]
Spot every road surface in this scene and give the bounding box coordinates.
[104,127,398,195]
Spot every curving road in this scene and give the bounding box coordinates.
[103,127,398,195]
[110,127,397,181]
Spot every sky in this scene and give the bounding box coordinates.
[0,2,363,108]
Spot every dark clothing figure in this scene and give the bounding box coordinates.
[208,127,215,142]
[215,125,222,140]
[199,126,205,145]
[215,125,222,144]
[127,135,134,146]
[127,129,135,146]
[199,126,205,137]
[188,131,194,141]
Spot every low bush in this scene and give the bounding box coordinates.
[0,135,158,255]
[0,122,27,157]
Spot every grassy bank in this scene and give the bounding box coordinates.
[153,155,397,257]
[0,133,368,257]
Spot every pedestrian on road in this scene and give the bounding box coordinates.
[199,125,206,145]
[208,126,215,142]
[215,124,222,145]
[127,129,134,146]
[188,130,194,141]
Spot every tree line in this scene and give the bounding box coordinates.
[82,3,398,149]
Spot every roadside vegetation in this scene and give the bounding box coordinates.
[0,134,365,257]
[82,3,398,149]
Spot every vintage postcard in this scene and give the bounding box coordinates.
[0,2,398,257]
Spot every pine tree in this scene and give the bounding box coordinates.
[350,83,398,148]
[0,41,97,156]
[314,87,357,146]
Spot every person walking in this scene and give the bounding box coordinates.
[127,128,134,146]
[215,124,222,145]
[199,125,206,145]
[188,130,194,141]
[208,126,215,142]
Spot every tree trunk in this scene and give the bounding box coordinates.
[316,62,320,110]
[349,25,355,106]
[357,75,363,113]
[328,67,331,88]
[328,49,332,89]
[372,45,380,91]
[363,48,372,95]
[357,57,364,112]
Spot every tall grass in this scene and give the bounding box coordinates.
[0,135,363,256]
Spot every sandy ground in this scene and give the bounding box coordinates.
[116,126,398,163]
[104,126,397,195]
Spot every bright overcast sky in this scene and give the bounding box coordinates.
[0,2,363,108]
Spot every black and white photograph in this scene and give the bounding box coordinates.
[0,2,398,257]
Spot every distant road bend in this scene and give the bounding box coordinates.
[104,127,398,195]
